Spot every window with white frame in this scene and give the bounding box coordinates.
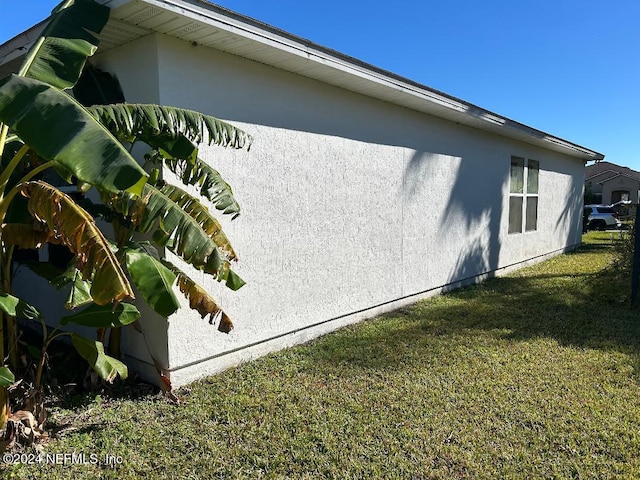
[509,157,539,234]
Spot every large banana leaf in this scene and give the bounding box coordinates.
[87,104,252,153]
[83,87,245,217]
[0,75,147,195]
[20,0,110,89]
[163,260,234,332]
[18,181,135,305]
[106,183,244,285]
[71,333,127,382]
[148,182,236,260]
[150,150,241,218]
[124,243,180,318]
[0,291,42,320]
[10,255,93,309]
[61,303,140,328]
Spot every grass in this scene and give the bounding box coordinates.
[4,231,640,479]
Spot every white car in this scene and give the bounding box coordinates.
[584,204,622,230]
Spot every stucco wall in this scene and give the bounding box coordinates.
[93,33,585,386]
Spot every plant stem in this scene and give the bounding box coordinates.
[17,38,45,77]
[0,387,8,430]
[2,245,18,374]
[0,161,54,224]
[34,331,66,390]
[0,125,8,377]
[0,124,8,157]
[0,159,54,374]
[0,144,30,202]
[107,327,122,359]
[34,347,47,392]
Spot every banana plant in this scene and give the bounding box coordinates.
[66,60,251,355]
[0,0,141,430]
[0,0,250,431]
[79,102,251,359]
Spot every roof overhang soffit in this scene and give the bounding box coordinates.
[0,0,604,162]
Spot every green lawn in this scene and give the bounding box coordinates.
[4,232,640,479]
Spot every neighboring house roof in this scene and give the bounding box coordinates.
[0,0,605,162]
[585,161,640,182]
[585,169,624,182]
[595,173,640,185]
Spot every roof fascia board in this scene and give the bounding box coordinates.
[106,0,470,113]
[108,0,603,161]
[5,0,604,162]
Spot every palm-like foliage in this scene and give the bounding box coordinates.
[88,103,250,152]
[91,103,250,316]
[0,75,148,195]
[20,0,110,89]
[0,0,250,431]
[0,0,128,428]
[18,181,135,305]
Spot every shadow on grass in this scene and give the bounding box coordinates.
[572,243,615,252]
[308,242,640,377]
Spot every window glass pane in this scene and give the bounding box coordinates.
[510,157,524,194]
[509,196,523,233]
[527,160,539,194]
[526,196,538,231]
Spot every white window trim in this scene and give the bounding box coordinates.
[509,157,539,234]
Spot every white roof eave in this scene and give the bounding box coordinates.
[1,0,604,162]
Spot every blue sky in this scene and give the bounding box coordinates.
[1,0,638,169]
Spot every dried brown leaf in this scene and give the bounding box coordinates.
[1,223,61,249]
[18,181,134,305]
[218,312,234,333]
[169,266,234,332]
